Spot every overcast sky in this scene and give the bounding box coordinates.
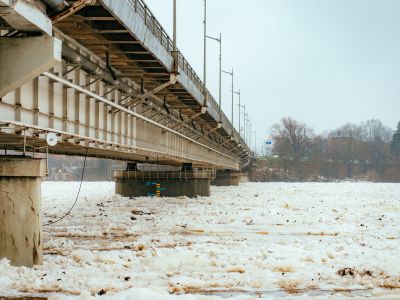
[145,0,400,145]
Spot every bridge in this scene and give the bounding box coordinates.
[0,0,252,266]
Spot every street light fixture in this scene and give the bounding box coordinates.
[222,69,234,127]
[248,120,252,149]
[254,131,257,155]
[239,103,245,139]
[245,113,251,146]
[173,0,177,51]
[233,89,241,135]
[203,0,208,106]
[206,33,222,119]
[243,111,248,144]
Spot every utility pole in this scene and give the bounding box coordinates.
[233,89,240,134]
[254,131,257,155]
[203,0,207,106]
[248,121,252,149]
[244,111,248,144]
[248,120,251,147]
[222,69,234,127]
[238,103,245,139]
[173,0,177,51]
[171,0,180,75]
[206,33,222,119]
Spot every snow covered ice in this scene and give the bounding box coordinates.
[0,182,399,299]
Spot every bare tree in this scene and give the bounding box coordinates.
[332,123,363,140]
[361,119,392,176]
[263,118,398,181]
[329,123,363,178]
[361,119,392,143]
[271,117,314,163]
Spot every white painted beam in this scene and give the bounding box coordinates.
[0,0,52,35]
[0,36,61,97]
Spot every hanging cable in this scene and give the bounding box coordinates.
[44,148,88,226]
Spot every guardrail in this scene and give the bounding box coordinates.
[127,0,248,149]
[128,0,203,91]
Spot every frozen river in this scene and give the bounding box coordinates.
[0,182,399,299]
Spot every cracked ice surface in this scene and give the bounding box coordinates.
[0,182,399,299]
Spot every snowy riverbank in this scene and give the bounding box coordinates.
[0,182,399,299]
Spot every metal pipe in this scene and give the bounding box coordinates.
[43,0,67,12]
[61,44,134,94]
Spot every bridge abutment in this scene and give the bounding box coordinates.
[211,170,241,186]
[114,164,212,198]
[0,157,46,266]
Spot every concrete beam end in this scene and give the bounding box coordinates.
[0,0,52,35]
[0,36,62,97]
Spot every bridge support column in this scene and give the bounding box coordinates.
[0,157,46,266]
[240,173,249,183]
[114,164,212,198]
[211,170,241,186]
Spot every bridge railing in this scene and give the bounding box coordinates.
[128,0,203,91]
[127,0,248,150]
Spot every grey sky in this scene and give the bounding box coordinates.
[145,0,400,145]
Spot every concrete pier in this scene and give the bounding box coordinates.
[211,170,241,186]
[0,157,46,266]
[114,164,213,197]
[240,173,249,183]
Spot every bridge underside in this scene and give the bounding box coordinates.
[0,0,253,267]
[0,127,237,168]
[56,4,210,126]
[0,40,241,169]
[0,0,252,170]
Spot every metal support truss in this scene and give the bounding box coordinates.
[115,73,179,112]
[42,71,236,161]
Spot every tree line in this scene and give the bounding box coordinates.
[253,118,400,182]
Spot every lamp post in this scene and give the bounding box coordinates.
[222,69,234,127]
[233,89,241,135]
[171,0,180,75]
[247,119,251,148]
[238,103,245,139]
[244,111,248,144]
[203,0,207,106]
[254,131,257,155]
[249,121,252,149]
[246,118,251,146]
[206,33,222,118]
[173,0,177,51]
